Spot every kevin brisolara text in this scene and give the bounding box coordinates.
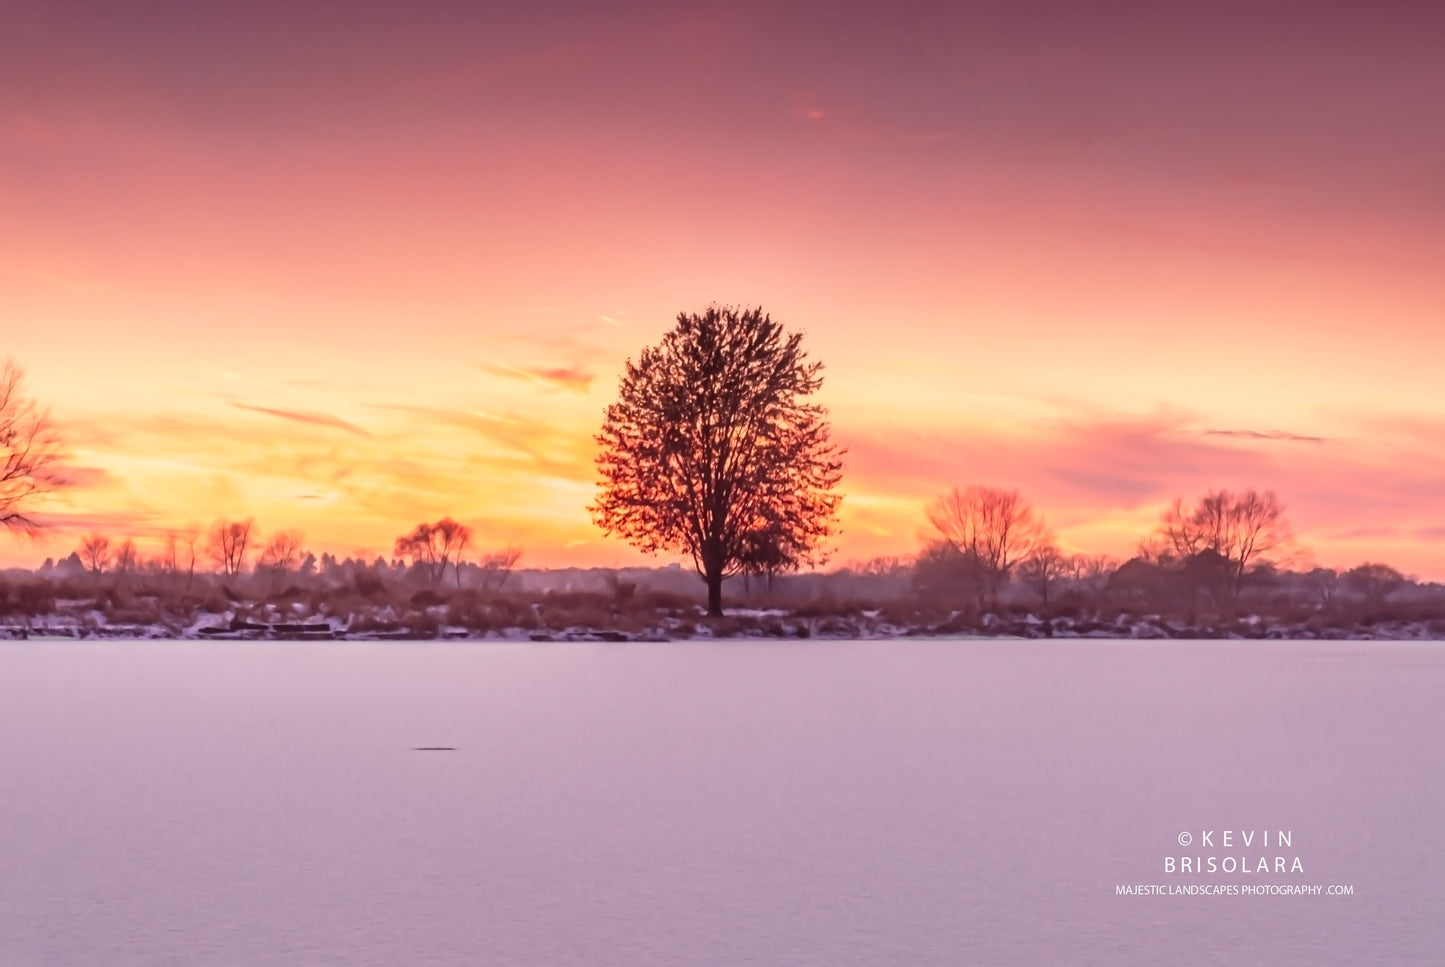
[1115,884,1352,896]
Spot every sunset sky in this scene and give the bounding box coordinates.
[3,1,1443,578]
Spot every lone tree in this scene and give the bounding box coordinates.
[208,517,254,579]
[79,533,113,578]
[259,529,306,572]
[592,305,844,616]
[1,360,66,535]
[394,517,472,586]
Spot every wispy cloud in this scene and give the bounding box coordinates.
[229,403,372,437]
[49,465,116,490]
[842,411,1272,511]
[478,359,594,393]
[369,403,595,482]
[1328,525,1403,541]
[29,510,166,539]
[790,93,956,147]
[1356,415,1445,447]
[1203,428,1329,444]
[791,96,827,122]
[901,131,959,144]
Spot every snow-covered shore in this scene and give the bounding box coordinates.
[3,608,1441,642]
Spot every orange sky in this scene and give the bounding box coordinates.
[2,1,1443,578]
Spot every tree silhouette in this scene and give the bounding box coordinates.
[79,533,112,578]
[113,539,138,577]
[162,527,200,588]
[259,529,306,572]
[1158,489,1292,598]
[394,518,472,586]
[208,518,254,579]
[926,485,1048,608]
[1,360,66,535]
[911,539,985,608]
[476,545,523,593]
[1344,562,1406,611]
[1019,540,1068,607]
[592,305,844,616]
[1303,566,1341,612]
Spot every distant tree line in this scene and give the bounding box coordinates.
[53,517,522,594]
[903,482,1433,627]
[3,323,1442,633]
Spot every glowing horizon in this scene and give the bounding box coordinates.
[3,2,1443,579]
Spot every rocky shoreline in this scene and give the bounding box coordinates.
[4,609,1442,642]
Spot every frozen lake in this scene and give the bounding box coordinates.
[2,639,1442,965]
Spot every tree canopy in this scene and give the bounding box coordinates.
[591,305,844,615]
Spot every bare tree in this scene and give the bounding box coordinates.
[1303,567,1340,612]
[79,533,112,578]
[1343,563,1406,611]
[113,539,138,577]
[476,545,523,593]
[926,485,1048,608]
[849,555,912,579]
[440,519,473,587]
[163,527,200,588]
[1,360,67,535]
[911,539,985,608]
[1064,553,1117,595]
[394,518,473,586]
[1132,536,1179,569]
[591,305,844,616]
[208,518,254,579]
[259,529,306,572]
[1067,554,1116,581]
[1018,541,1068,608]
[1158,489,1292,596]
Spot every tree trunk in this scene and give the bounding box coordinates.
[701,535,726,617]
[706,568,724,617]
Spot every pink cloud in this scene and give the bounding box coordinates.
[478,360,594,393]
[840,410,1445,574]
[49,465,116,489]
[229,403,371,437]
